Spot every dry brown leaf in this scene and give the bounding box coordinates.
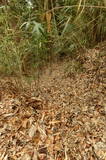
[21,118,29,128]
[21,153,31,160]
[32,130,41,145]
[28,124,37,138]
[32,149,38,160]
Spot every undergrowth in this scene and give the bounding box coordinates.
[0,0,106,78]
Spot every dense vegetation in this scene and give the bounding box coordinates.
[0,0,106,77]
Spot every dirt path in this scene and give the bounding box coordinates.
[0,46,106,160]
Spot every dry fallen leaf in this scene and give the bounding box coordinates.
[28,124,37,138]
[21,153,31,160]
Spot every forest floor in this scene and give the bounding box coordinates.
[0,42,106,160]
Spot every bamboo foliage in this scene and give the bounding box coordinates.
[0,0,105,76]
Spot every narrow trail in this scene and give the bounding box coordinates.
[0,45,106,159]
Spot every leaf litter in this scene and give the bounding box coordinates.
[0,44,106,160]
